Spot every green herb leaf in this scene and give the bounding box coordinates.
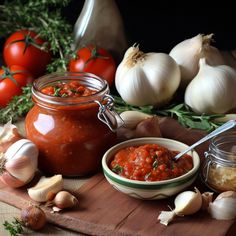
[113,97,225,132]
[0,0,75,72]
[3,218,24,236]
[0,84,33,124]
[112,164,123,174]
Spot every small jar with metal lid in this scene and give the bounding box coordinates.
[25,72,122,176]
[201,131,236,192]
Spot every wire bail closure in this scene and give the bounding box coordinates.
[95,94,124,132]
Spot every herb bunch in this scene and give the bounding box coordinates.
[0,0,75,72]
[0,84,33,124]
[114,96,225,132]
[3,218,24,236]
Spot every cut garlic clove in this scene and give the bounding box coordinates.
[28,174,63,202]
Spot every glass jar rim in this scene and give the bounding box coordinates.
[32,72,109,107]
[209,131,236,164]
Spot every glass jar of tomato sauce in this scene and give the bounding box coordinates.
[25,72,122,176]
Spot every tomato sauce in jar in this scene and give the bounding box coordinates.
[25,72,118,176]
[110,144,193,181]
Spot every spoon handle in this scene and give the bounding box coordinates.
[174,119,236,161]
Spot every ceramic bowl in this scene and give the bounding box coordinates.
[102,137,200,200]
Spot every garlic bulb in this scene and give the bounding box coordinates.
[158,187,202,225]
[185,58,236,114]
[208,191,236,220]
[0,139,38,188]
[169,34,225,87]
[115,45,180,107]
[28,174,63,202]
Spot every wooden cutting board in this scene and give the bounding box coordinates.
[0,118,236,236]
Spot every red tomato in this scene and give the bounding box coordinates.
[3,30,51,77]
[69,45,116,86]
[0,65,33,107]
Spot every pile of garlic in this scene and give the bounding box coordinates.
[170,34,236,114]
[115,34,236,115]
[158,188,236,226]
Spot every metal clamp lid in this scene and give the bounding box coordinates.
[95,94,124,132]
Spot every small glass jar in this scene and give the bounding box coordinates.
[25,72,121,176]
[201,131,236,192]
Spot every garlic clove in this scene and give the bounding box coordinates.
[53,191,79,209]
[208,191,236,220]
[0,122,22,153]
[158,187,202,226]
[213,114,236,123]
[174,187,202,215]
[28,174,63,202]
[119,110,153,129]
[0,171,25,188]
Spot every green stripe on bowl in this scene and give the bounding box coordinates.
[103,169,199,190]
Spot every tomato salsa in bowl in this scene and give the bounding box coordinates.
[102,137,200,200]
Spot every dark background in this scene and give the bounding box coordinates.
[0,1,236,56]
[64,0,236,53]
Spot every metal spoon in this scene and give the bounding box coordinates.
[173,119,236,161]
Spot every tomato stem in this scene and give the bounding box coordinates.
[0,66,20,86]
[7,32,49,55]
[84,46,109,69]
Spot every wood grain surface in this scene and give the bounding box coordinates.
[0,118,236,236]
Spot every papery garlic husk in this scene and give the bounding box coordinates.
[53,191,79,209]
[158,187,202,226]
[185,58,236,114]
[115,45,180,107]
[208,191,236,220]
[28,174,63,202]
[0,139,38,187]
[169,34,225,88]
[201,192,214,210]
[0,122,22,153]
[120,110,153,129]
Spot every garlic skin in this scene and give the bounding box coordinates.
[208,191,236,220]
[169,34,225,87]
[0,139,38,188]
[185,58,236,114]
[158,187,202,225]
[115,45,180,107]
[28,174,63,202]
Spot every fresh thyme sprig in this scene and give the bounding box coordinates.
[113,96,225,132]
[0,84,33,124]
[0,0,75,72]
[3,218,24,236]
